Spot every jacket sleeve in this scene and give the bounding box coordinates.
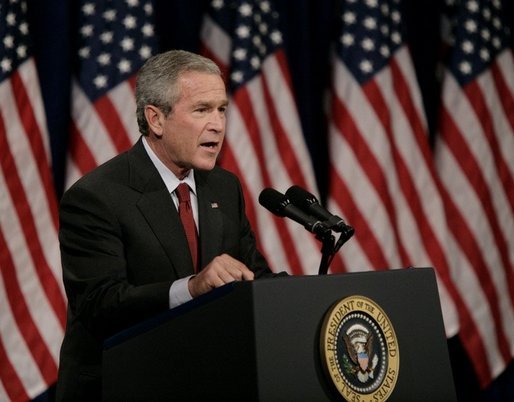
[59,182,172,339]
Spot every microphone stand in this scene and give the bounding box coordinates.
[316,230,335,275]
[316,221,355,275]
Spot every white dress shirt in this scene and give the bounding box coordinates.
[142,137,196,309]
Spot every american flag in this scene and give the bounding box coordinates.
[66,0,157,188]
[200,0,322,275]
[435,0,514,387]
[0,0,66,400]
[326,0,462,337]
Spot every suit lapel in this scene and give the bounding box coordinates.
[128,139,194,278]
[196,171,223,269]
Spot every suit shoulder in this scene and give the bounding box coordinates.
[66,152,130,192]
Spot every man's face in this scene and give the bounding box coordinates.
[150,70,228,178]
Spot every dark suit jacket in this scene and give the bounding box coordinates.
[56,138,273,401]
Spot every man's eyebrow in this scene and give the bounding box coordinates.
[192,100,229,108]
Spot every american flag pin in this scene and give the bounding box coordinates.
[211,202,219,208]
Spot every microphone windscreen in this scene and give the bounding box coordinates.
[286,185,317,209]
[258,188,287,217]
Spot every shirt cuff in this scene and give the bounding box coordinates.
[169,276,194,309]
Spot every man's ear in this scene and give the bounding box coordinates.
[144,105,164,137]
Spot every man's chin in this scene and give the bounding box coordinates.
[194,160,217,171]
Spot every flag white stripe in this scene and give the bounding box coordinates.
[387,52,460,335]
[201,15,231,65]
[394,49,429,133]
[71,82,118,163]
[440,154,510,375]
[498,51,514,98]
[329,46,461,336]
[108,81,141,144]
[477,65,514,191]
[331,59,403,266]
[0,64,64,363]
[64,157,81,190]
[230,81,320,273]
[201,12,322,274]
[0,380,7,402]
[327,133,374,272]
[328,117,402,269]
[386,52,443,263]
[332,64,397,178]
[0,80,63,288]
[437,105,514,344]
[377,62,430,261]
[0,273,45,399]
[438,141,514,332]
[443,75,514,283]
[226,104,291,272]
[262,56,318,191]
[18,61,52,160]
[388,52,460,335]
[445,232,505,376]
[0,167,64,364]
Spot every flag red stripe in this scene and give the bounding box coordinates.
[389,59,434,173]
[206,35,302,271]
[274,51,295,93]
[261,52,309,190]
[443,87,514,308]
[440,108,512,361]
[0,113,66,327]
[219,144,258,240]
[94,96,133,153]
[329,164,389,270]
[489,62,514,205]
[439,185,508,383]
[331,85,402,265]
[465,81,514,215]
[0,229,58,385]
[198,45,230,85]
[490,61,514,134]
[362,78,411,265]
[389,62,488,361]
[391,62,495,375]
[220,145,306,276]
[0,337,29,402]
[389,59,454,278]
[220,144,303,274]
[11,71,59,230]
[69,120,98,176]
[231,86,304,274]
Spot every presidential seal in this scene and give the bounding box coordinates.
[320,295,399,402]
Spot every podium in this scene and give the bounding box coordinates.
[103,268,456,401]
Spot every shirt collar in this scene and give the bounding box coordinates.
[142,136,197,195]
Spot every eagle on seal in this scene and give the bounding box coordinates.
[343,324,378,383]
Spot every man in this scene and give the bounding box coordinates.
[56,49,279,400]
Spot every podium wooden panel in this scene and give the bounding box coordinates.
[103,268,456,401]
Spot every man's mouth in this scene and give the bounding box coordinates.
[200,141,218,149]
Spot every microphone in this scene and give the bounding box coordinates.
[285,185,354,237]
[258,188,330,236]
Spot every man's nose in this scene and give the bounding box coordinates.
[209,111,225,132]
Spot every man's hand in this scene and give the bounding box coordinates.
[188,253,255,298]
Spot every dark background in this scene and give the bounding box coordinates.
[27,1,514,400]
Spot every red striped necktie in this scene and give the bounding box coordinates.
[175,183,198,272]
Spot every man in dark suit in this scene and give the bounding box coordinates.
[56,49,278,401]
